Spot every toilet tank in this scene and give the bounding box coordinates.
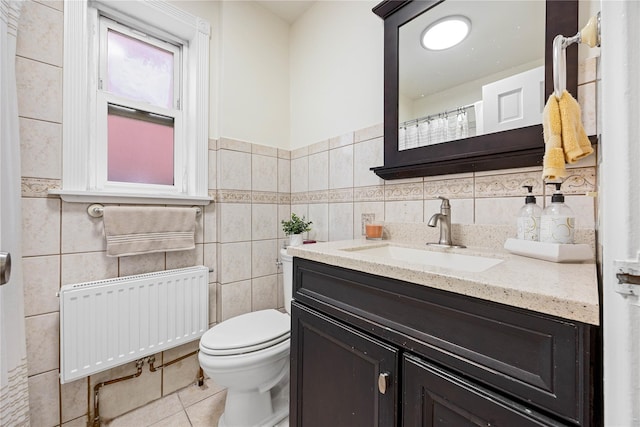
[279,248,293,314]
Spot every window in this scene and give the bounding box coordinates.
[98,19,181,188]
[56,0,211,205]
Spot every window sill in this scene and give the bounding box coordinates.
[49,189,213,206]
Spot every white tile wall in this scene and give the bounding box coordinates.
[329,203,354,241]
[61,203,105,253]
[119,252,165,276]
[252,275,278,311]
[16,0,63,67]
[308,203,329,242]
[60,378,87,424]
[251,239,278,277]
[291,156,309,193]
[15,57,62,123]
[218,150,252,190]
[19,118,61,179]
[385,200,424,223]
[60,252,118,286]
[252,154,278,192]
[22,197,60,257]
[219,242,252,283]
[308,151,329,191]
[166,247,204,270]
[161,341,201,396]
[28,370,60,427]
[25,313,59,376]
[354,137,384,187]
[219,203,252,243]
[252,204,278,240]
[277,158,291,193]
[329,145,354,189]
[22,255,59,317]
[219,280,252,321]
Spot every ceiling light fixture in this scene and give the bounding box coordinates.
[421,15,471,51]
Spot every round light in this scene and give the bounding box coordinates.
[421,16,471,51]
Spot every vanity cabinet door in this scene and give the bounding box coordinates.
[403,354,564,427]
[291,302,399,427]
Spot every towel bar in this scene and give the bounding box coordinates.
[87,203,202,218]
[553,12,601,99]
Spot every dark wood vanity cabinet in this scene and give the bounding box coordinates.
[290,258,600,427]
[291,303,398,426]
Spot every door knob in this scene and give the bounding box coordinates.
[0,252,11,286]
[378,372,391,394]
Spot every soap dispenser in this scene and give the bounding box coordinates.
[539,182,575,244]
[517,185,542,241]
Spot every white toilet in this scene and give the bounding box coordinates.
[199,248,293,427]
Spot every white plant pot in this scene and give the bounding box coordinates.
[289,234,303,247]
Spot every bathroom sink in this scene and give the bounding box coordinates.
[343,245,503,273]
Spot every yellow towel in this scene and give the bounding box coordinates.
[542,94,567,181]
[558,90,593,163]
[542,90,593,181]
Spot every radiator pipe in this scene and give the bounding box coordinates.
[92,351,205,427]
[92,359,145,427]
[147,349,199,372]
[147,350,206,386]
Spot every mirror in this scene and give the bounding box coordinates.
[398,1,545,148]
[372,0,578,179]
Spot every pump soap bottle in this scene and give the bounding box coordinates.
[539,182,575,244]
[516,185,542,241]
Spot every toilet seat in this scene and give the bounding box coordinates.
[200,309,290,356]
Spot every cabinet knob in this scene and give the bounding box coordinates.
[378,372,391,394]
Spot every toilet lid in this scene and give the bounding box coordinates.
[200,309,290,355]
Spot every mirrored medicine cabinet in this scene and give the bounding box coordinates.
[371,0,579,179]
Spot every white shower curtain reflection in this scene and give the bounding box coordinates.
[456,109,468,139]
[417,120,429,147]
[399,105,473,150]
[405,123,418,149]
[0,1,30,425]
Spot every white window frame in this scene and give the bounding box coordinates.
[97,17,183,193]
[54,0,211,205]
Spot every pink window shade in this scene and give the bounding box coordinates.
[107,108,174,185]
[107,29,174,109]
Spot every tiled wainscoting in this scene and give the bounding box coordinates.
[16,1,599,425]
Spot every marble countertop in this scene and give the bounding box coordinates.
[287,238,599,325]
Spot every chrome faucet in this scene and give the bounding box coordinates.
[427,197,465,248]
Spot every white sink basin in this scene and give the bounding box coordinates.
[343,245,503,273]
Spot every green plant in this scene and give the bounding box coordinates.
[281,213,312,235]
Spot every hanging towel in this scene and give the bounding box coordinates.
[542,94,567,181]
[557,90,593,163]
[542,90,593,181]
[103,206,197,257]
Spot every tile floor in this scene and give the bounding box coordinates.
[106,377,290,427]
[106,378,227,426]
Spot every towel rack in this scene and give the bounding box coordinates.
[553,11,601,99]
[87,204,202,218]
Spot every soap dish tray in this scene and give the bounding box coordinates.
[504,238,593,263]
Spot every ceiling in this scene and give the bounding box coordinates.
[256,1,315,24]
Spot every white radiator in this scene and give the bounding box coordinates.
[59,266,209,383]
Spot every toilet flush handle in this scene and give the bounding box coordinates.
[378,372,391,394]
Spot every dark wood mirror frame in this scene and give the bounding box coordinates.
[372,0,579,180]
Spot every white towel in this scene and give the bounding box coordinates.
[103,206,197,257]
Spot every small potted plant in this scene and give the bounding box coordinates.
[281,213,312,246]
